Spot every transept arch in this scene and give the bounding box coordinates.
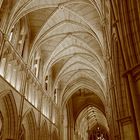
[61,80,105,108]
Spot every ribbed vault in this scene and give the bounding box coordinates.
[75,106,109,139]
[6,0,108,139]
[75,106,109,132]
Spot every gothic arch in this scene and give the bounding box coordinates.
[22,109,37,140]
[61,80,105,108]
[0,90,18,139]
[7,16,29,60]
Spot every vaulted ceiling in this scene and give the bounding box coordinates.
[8,0,108,133]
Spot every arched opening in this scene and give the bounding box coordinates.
[62,87,109,140]
[8,17,29,59]
[0,90,18,139]
[22,110,37,140]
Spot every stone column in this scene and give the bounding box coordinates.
[110,0,140,138]
[126,65,140,137]
[17,66,28,140]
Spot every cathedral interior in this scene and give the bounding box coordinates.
[0,0,140,140]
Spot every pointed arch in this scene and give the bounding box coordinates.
[61,79,105,108]
[0,90,18,139]
[22,109,37,140]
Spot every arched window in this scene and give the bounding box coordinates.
[45,76,48,91]
[31,51,41,77]
[17,20,27,56]
[8,18,28,58]
[8,21,20,46]
[54,89,57,103]
[9,26,14,42]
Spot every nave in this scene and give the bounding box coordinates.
[0,0,140,139]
